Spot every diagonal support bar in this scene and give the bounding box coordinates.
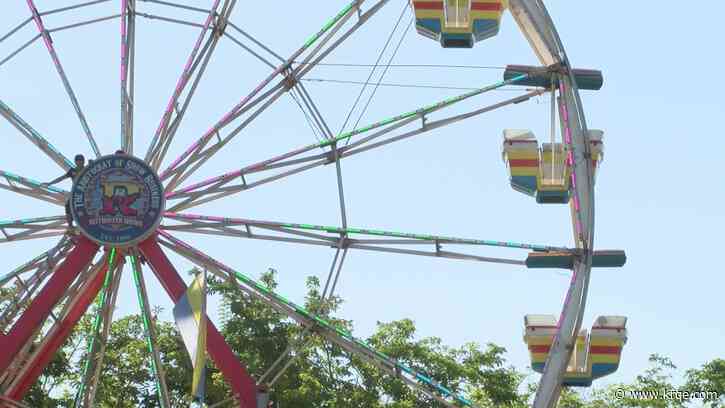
[0,237,71,287]
[0,170,67,207]
[163,212,567,250]
[120,0,137,154]
[0,216,66,243]
[159,0,387,192]
[158,231,474,408]
[164,83,539,212]
[0,99,73,171]
[76,253,124,407]
[137,236,256,408]
[3,260,109,400]
[130,255,172,408]
[144,0,229,169]
[0,236,99,373]
[25,0,101,157]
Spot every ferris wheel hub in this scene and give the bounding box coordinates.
[70,154,164,247]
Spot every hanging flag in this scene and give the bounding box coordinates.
[173,271,207,403]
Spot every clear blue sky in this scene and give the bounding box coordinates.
[1,0,723,391]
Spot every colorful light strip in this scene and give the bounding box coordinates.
[163,211,568,252]
[0,216,65,227]
[74,248,116,407]
[146,0,221,161]
[167,73,529,198]
[0,99,73,169]
[0,170,67,194]
[130,256,168,408]
[160,0,361,179]
[160,231,474,406]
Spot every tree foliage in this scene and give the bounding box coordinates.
[2,269,721,407]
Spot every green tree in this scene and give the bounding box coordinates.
[7,267,723,408]
[685,359,725,407]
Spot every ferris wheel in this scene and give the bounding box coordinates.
[0,1,628,407]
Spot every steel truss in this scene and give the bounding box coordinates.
[0,216,67,243]
[162,212,572,266]
[159,231,476,408]
[0,1,602,407]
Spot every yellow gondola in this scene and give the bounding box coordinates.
[502,129,604,204]
[524,315,627,387]
[411,0,506,48]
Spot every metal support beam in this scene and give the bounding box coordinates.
[159,0,389,193]
[164,84,539,212]
[0,237,71,288]
[130,255,172,408]
[3,260,109,400]
[25,0,101,158]
[158,231,475,408]
[144,0,231,170]
[0,216,66,243]
[78,257,124,407]
[0,34,41,68]
[120,0,137,154]
[0,266,56,333]
[503,2,598,407]
[137,236,257,408]
[161,212,569,266]
[0,170,67,207]
[0,99,73,171]
[0,236,99,373]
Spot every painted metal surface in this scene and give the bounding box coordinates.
[0,236,99,373]
[138,236,257,408]
[506,2,599,406]
[4,261,109,400]
[70,155,164,247]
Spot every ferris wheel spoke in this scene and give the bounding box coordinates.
[165,85,543,212]
[0,251,81,339]
[0,237,72,287]
[136,236,259,407]
[0,255,104,389]
[0,216,67,244]
[0,266,54,334]
[74,249,123,407]
[160,212,566,267]
[0,396,32,408]
[0,99,74,171]
[129,254,172,408]
[120,0,137,154]
[3,256,110,401]
[0,236,99,374]
[257,247,349,388]
[25,0,101,158]
[1,256,94,381]
[158,231,478,408]
[0,170,68,207]
[168,227,525,264]
[143,0,234,170]
[159,0,390,192]
[134,3,285,69]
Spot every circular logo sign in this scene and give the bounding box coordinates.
[71,155,164,246]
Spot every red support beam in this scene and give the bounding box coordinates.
[0,236,99,373]
[4,261,110,400]
[138,236,257,408]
